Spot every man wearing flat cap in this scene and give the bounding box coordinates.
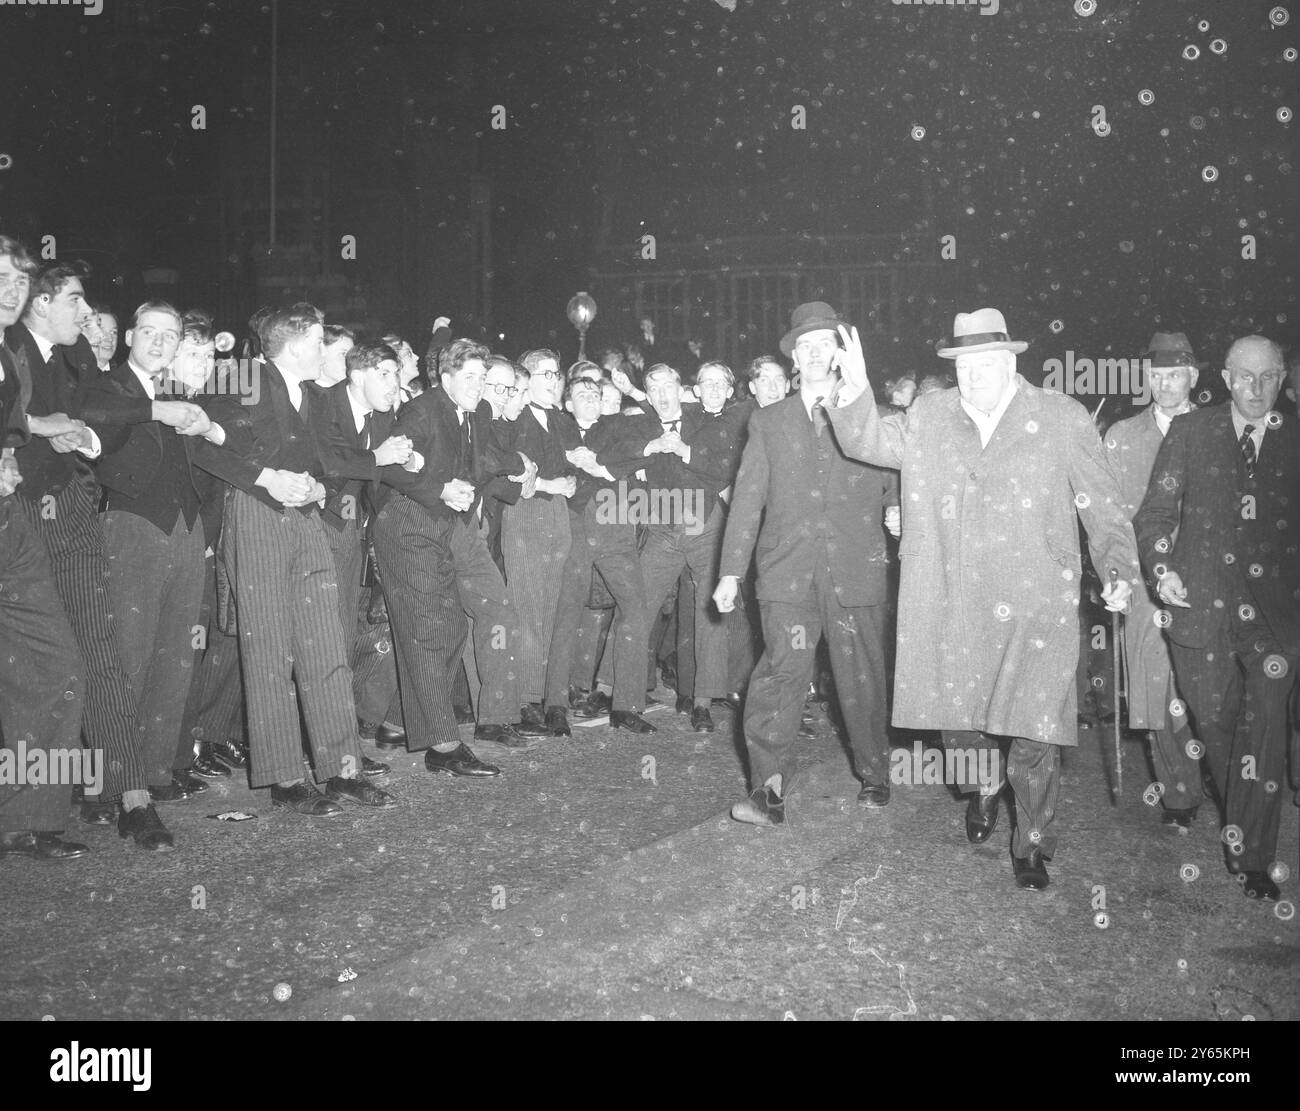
[1103,332,1205,828]
[828,308,1141,890]
[715,302,898,827]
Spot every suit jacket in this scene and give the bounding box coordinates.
[596,403,737,525]
[303,379,395,531]
[79,361,204,536]
[192,360,325,516]
[0,345,28,452]
[3,323,99,498]
[508,404,572,494]
[379,385,522,524]
[1134,404,1300,655]
[722,393,894,608]
[552,410,640,512]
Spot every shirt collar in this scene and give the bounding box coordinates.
[127,357,158,400]
[1231,406,1266,443]
[346,383,370,434]
[1153,399,1192,436]
[31,331,56,367]
[959,377,1019,447]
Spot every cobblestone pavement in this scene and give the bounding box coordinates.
[1,697,1295,1022]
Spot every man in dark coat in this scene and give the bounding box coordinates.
[828,308,1140,891]
[715,303,897,825]
[1134,335,1298,901]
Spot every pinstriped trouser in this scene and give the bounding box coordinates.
[18,481,144,799]
[223,492,362,788]
[0,495,85,831]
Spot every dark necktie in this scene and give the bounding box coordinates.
[361,413,373,450]
[1239,424,1256,478]
[663,418,681,434]
[458,410,472,476]
[812,397,828,438]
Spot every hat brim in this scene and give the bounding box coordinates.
[936,339,1028,358]
[780,319,844,358]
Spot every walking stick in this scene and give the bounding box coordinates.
[1109,568,1124,798]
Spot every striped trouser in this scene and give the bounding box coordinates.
[18,481,144,799]
[223,492,362,788]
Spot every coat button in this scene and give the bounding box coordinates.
[969,472,977,481]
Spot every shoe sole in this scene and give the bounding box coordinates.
[271,803,344,818]
[0,851,90,861]
[858,797,890,809]
[425,765,501,779]
[327,792,398,810]
[730,803,783,826]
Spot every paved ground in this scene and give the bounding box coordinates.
[1,695,1296,1022]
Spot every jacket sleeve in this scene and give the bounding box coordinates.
[825,387,907,470]
[719,409,769,579]
[192,391,272,492]
[380,403,454,514]
[1132,419,1189,586]
[1064,400,1142,588]
[313,397,380,483]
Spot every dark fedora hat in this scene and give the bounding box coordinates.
[1141,331,1205,370]
[779,301,846,357]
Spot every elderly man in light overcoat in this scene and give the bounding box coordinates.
[827,308,1141,890]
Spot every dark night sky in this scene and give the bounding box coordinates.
[1,0,1295,383]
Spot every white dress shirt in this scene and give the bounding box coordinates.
[960,377,1019,449]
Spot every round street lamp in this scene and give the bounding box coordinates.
[566,292,597,362]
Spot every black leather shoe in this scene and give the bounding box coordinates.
[965,790,1000,844]
[374,722,407,750]
[190,749,231,779]
[722,691,742,710]
[0,830,90,860]
[473,723,541,748]
[361,754,390,777]
[424,743,501,778]
[79,799,117,825]
[356,717,379,740]
[118,804,176,851]
[731,785,785,826]
[325,775,397,809]
[1012,848,1050,890]
[544,706,571,736]
[211,739,249,770]
[659,663,678,691]
[149,773,201,803]
[175,771,209,795]
[1241,871,1281,901]
[857,781,891,808]
[520,702,546,727]
[1161,806,1197,829]
[270,781,343,818]
[691,706,715,733]
[454,703,475,725]
[675,694,692,715]
[583,689,612,716]
[610,709,657,734]
[511,718,552,737]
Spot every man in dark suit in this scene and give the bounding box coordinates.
[598,363,736,733]
[377,337,547,776]
[79,302,228,849]
[1135,335,1298,900]
[6,263,204,841]
[0,234,89,861]
[306,339,417,776]
[544,377,651,734]
[715,303,896,826]
[194,303,395,817]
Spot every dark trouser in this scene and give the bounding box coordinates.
[574,605,612,693]
[503,495,571,704]
[1172,639,1297,872]
[0,495,85,832]
[101,511,207,788]
[184,599,245,757]
[742,561,889,794]
[19,482,143,800]
[324,517,365,652]
[352,585,403,729]
[638,509,728,702]
[545,503,647,713]
[173,549,216,771]
[224,493,362,788]
[450,514,521,726]
[372,496,467,751]
[1148,669,1203,813]
[941,731,1062,858]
